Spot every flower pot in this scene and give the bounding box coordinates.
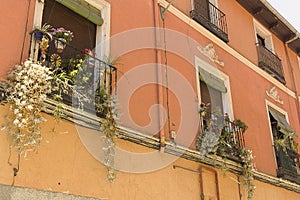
[34,31,43,42]
[54,38,67,53]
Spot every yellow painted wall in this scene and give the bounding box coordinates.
[1,104,299,199]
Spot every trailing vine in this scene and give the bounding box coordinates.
[98,90,119,182]
[3,60,52,154]
[240,148,255,200]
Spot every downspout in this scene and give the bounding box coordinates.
[152,0,166,149]
[284,39,300,124]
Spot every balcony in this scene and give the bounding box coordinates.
[257,44,285,84]
[276,150,300,184]
[197,107,246,163]
[190,0,229,43]
[29,30,117,116]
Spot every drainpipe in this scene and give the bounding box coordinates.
[284,41,300,124]
[152,0,166,149]
[285,33,300,44]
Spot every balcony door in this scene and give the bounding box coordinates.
[194,0,210,20]
[42,0,97,58]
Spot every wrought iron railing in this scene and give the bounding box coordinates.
[276,150,300,184]
[222,120,246,150]
[198,112,246,162]
[190,0,228,42]
[28,31,117,115]
[257,44,285,84]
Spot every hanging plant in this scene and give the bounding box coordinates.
[3,60,53,154]
[33,23,53,42]
[240,148,255,200]
[98,90,119,182]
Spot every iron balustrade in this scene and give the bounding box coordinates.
[199,114,246,162]
[222,120,246,150]
[190,0,228,42]
[257,44,285,84]
[276,151,300,184]
[28,31,117,114]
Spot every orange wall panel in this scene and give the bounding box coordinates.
[0,0,35,78]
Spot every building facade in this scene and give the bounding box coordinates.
[0,0,300,199]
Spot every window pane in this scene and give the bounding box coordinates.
[200,80,223,114]
[42,0,97,58]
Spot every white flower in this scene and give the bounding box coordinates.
[13,119,19,125]
[27,105,33,110]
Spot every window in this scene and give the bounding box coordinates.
[195,57,233,118]
[30,0,116,114]
[254,20,285,84]
[257,34,266,47]
[42,0,97,57]
[254,20,274,51]
[32,0,111,60]
[200,81,223,114]
[267,105,300,183]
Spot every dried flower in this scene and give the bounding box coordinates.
[6,60,52,153]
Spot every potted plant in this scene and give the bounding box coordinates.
[33,23,53,42]
[50,27,74,53]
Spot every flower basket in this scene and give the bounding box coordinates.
[33,24,53,43]
[54,38,67,53]
[51,27,73,43]
[34,31,44,42]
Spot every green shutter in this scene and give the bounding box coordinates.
[269,108,294,135]
[56,0,104,26]
[199,68,227,93]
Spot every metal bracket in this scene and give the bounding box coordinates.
[159,0,176,20]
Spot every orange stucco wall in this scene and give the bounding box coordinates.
[162,0,300,176]
[0,1,35,78]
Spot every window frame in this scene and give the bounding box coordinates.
[32,0,110,61]
[195,56,234,119]
[254,19,274,53]
[265,100,291,169]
